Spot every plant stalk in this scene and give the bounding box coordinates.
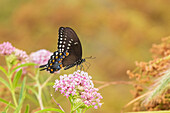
[35,70,44,110]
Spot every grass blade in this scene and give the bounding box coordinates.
[13,69,22,89]
[35,108,65,113]
[126,111,170,113]
[11,63,36,75]
[2,102,11,113]
[143,69,170,104]
[0,98,15,109]
[26,86,38,96]
[14,77,26,113]
[18,77,26,104]
[24,104,29,113]
[0,77,11,90]
[0,66,8,75]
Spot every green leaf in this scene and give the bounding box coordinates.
[46,82,55,86]
[24,104,29,113]
[126,111,170,113]
[72,103,84,112]
[14,77,26,113]
[11,63,36,75]
[26,86,38,96]
[0,66,8,75]
[0,77,11,90]
[0,98,15,109]
[13,69,22,89]
[2,102,11,113]
[35,108,64,113]
[83,106,92,113]
[18,77,26,104]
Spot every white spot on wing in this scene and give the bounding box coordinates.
[74,42,78,45]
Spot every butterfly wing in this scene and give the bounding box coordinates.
[58,27,82,67]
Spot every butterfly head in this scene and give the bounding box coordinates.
[81,58,86,63]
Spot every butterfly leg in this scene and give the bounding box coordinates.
[85,61,91,71]
[82,64,85,71]
[75,65,78,71]
[80,64,84,71]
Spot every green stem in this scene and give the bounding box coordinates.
[6,56,18,107]
[76,108,82,113]
[8,76,18,107]
[35,69,44,110]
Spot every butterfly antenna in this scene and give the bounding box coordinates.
[84,61,91,71]
[84,56,96,59]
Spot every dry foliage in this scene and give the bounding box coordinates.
[127,36,170,111]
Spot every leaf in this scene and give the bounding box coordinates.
[14,77,26,113]
[126,111,170,113]
[2,102,11,113]
[35,108,64,113]
[83,106,92,113]
[18,77,26,104]
[0,77,11,90]
[11,63,36,75]
[13,69,22,89]
[26,86,38,96]
[0,98,15,109]
[0,66,8,75]
[24,104,29,113]
[72,102,84,112]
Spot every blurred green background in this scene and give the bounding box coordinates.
[0,0,170,113]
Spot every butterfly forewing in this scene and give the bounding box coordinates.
[60,27,82,67]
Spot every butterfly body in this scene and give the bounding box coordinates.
[40,27,85,73]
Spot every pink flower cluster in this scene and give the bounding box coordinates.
[29,49,52,65]
[0,42,15,55]
[15,49,29,62]
[53,70,103,109]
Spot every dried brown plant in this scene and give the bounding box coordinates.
[126,36,170,111]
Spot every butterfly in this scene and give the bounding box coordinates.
[39,27,86,73]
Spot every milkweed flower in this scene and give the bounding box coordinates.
[29,49,52,65]
[53,70,103,109]
[0,42,15,55]
[15,49,29,62]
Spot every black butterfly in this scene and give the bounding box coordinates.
[39,27,85,73]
